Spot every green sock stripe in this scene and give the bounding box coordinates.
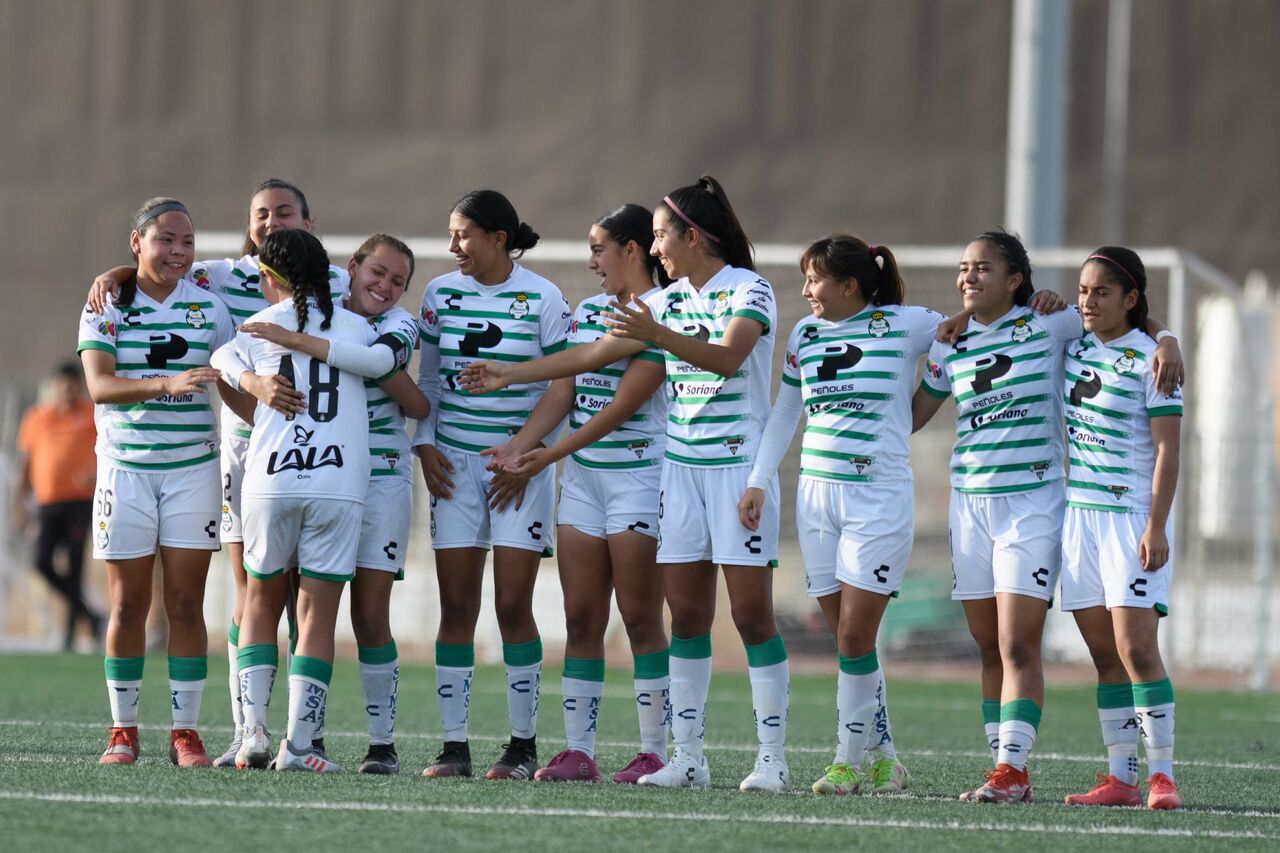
[1001,698,1042,728]
[745,633,788,668]
[838,649,879,675]
[104,656,145,682]
[227,622,240,646]
[503,637,543,668]
[358,641,398,665]
[435,642,475,668]
[168,656,208,682]
[982,699,1001,725]
[1096,681,1135,710]
[670,634,712,660]
[633,649,670,680]
[236,643,278,670]
[563,656,605,682]
[1132,678,1175,707]
[289,655,333,684]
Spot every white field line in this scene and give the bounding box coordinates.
[0,791,1275,839]
[1,718,1277,772]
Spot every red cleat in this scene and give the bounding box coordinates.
[99,726,140,765]
[966,763,1033,803]
[1147,772,1182,810]
[1064,773,1141,806]
[169,729,212,767]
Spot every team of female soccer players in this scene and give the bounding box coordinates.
[77,175,1185,809]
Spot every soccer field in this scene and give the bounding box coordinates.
[0,654,1276,851]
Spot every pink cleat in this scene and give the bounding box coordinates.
[612,752,665,784]
[533,749,600,782]
[1064,773,1141,807]
[1147,773,1182,810]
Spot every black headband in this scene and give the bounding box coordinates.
[134,201,190,232]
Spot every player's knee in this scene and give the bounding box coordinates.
[165,593,205,628]
[350,609,390,647]
[999,634,1039,670]
[617,604,662,648]
[109,597,148,627]
[563,609,603,646]
[1116,639,1161,678]
[729,601,775,644]
[837,625,877,657]
[493,592,534,631]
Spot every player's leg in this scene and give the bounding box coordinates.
[350,568,399,773]
[486,544,543,780]
[214,445,249,766]
[276,574,345,772]
[423,547,486,777]
[534,524,610,783]
[949,490,1003,768]
[99,555,154,764]
[159,545,215,767]
[1115,606,1177,808]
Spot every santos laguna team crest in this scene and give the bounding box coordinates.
[868,311,890,337]
[185,304,207,328]
[96,520,109,549]
[1010,317,1031,342]
[508,293,530,319]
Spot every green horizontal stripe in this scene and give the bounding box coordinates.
[663,450,747,466]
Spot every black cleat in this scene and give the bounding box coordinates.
[486,736,538,780]
[422,740,472,778]
[358,742,400,775]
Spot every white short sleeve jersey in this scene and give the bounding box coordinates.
[77,281,234,471]
[234,300,375,501]
[922,305,1081,494]
[362,305,420,480]
[566,289,667,470]
[785,304,942,483]
[649,266,776,467]
[188,255,350,444]
[1064,328,1183,512]
[415,264,571,454]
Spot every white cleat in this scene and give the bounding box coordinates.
[637,747,710,789]
[739,749,789,792]
[274,738,342,773]
[234,724,273,770]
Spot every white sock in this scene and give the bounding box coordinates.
[436,665,473,742]
[286,675,328,749]
[1137,702,1176,779]
[562,675,603,757]
[868,669,897,760]
[748,659,789,754]
[505,662,541,739]
[1100,706,1140,785]
[106,680,142,728]
[239,666,276,729]
[359,658,399,746]
[834,667,878,767]
[634,676,670,761]
[170,679,206,730]
[997,720,1038,770]
[227,639,243,733]
[669,648,712,761]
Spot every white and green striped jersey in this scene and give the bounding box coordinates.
[646,266,776,467]
[922,306,1081,494]
[188,254,350,445]
[362,305,420,479]
[232,299,375,501]
[77,280,234,471]
[783,305,942,483]
[566,289,667,470]
[1064,328,1182,512]
[412,264,571,454]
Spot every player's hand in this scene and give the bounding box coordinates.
[238,322,302,348]
[1151,337,1185,395]
[241,372,306,415]
[88,274,122,314]
[935,311,971,343]
[480,442,521,472]
[458,360,511,393]
[162,368,221,397]
[1139,524,1170,571]
[1029,289,1067,314]
[485,468,529,513]
[509,447,554,478]
[603,294,662,343]
[738,487,765,531]
[417,445,455,500]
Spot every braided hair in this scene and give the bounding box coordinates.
[257,229,334,331]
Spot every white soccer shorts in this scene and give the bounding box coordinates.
[356,474,413,575]
[219,439,247,543]
[427,445,556,555]
[949,480,1065,601]
[797,477,914,598]
[556,458,660,540]
[656,462,779,568]
[92,459,221,560]
[1060,507,1172,614]
[241,495,362,582]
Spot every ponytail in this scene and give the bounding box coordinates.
[594,203,672,287]
[452,189,540,258]
[660,175,755,272]
[799,234,906,306]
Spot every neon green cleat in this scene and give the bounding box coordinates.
[812,763,862,795]
[864,751,910,793]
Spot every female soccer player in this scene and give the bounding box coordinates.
[740,235,938,795]
[214,228,376,773]
[911,230,1181,803]
[414,190,573,781]
[78,197,235,767]
[487,204,672,784]
[87,178,349,767]
[217,234,427,775]
[1059,247,1182,810]
[462,176,791,793]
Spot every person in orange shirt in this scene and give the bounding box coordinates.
[14,361,103,649]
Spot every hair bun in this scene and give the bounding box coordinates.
[510,222,540,252]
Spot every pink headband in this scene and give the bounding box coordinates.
[663,195,721,244]
[1087,254,1139,289]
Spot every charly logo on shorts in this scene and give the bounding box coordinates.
[868,311,890,337]
[1113,348,1137,374]
[96,521,109,549]
[1011,318,1031,343]
[185,304,207,328]
[508,293,531,319]
[221,504,232,532]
